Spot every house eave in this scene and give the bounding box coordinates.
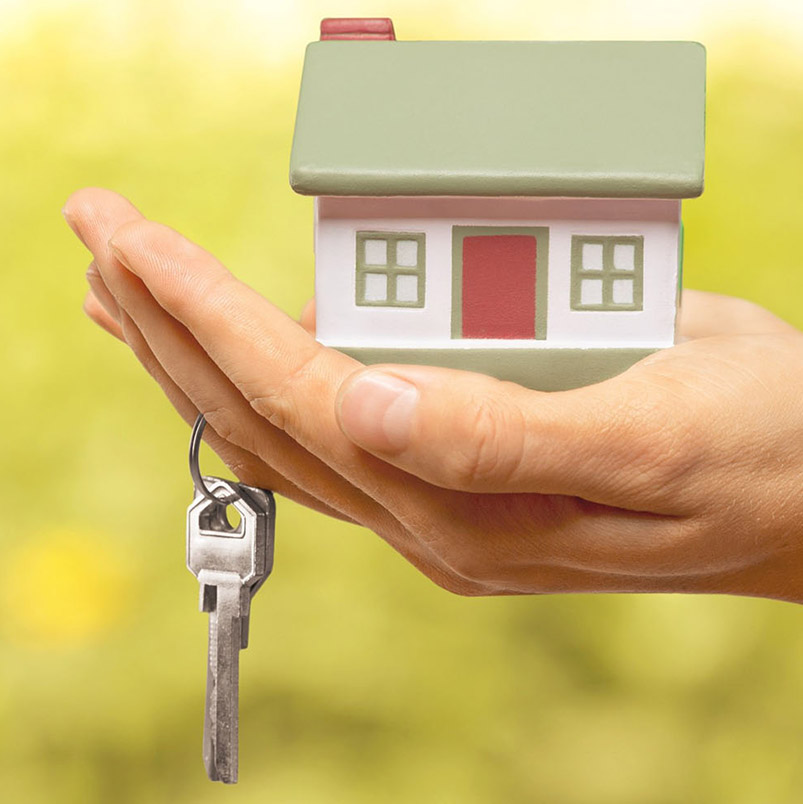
[289,167,704,199]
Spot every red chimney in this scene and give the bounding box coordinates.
[320,18,396,41]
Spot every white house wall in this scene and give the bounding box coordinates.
[314,196,680,349]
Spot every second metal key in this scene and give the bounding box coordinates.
[187,476,275,784]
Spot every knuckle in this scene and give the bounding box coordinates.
[431,533,490,584]
[441,393,524,490]
[202,405,239,444]
[399,507,444,549]
[400,508,491,584]
[166,267,225,322]
[112,218,155,254]
[116,219,223,311]
[445,550,490,584]
[614,386,707,494]
[192,270,238,318]
[222,455,259,486]
[247,346,326,433]
[432,574,491,597]
[413,548,494,596]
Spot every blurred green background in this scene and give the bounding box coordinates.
[3,1,803,802]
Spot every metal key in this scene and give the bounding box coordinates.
[186,476,275,784]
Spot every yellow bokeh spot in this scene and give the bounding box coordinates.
[0,529,133,646]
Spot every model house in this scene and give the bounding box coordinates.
[289,18,706,390]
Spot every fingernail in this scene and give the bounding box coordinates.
[337,371,418,452]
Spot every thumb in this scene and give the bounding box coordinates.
[334,363,690,510]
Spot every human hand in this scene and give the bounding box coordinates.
[66,188,803,602]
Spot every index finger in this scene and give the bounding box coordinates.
[108,217,439,509]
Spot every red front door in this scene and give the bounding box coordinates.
[461,234,537,339]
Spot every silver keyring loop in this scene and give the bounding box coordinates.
[189,414,240,504]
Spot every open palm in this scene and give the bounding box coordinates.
[67,188,803,602]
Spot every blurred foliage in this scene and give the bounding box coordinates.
[2,4,803,804]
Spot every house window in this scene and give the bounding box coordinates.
[570,235,644,311]
[355,232,426,308]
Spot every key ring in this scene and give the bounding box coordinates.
[189,414,240,504]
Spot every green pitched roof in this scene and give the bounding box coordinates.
[290,40,706,198]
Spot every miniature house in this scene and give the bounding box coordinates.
[289,18,706,390]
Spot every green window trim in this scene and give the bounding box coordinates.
[355,231,426,308]
[570,235,644,312]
